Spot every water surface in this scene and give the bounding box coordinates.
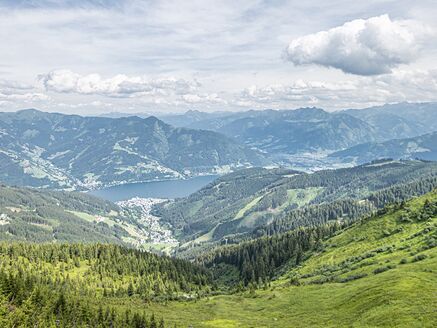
[89,175,219,202]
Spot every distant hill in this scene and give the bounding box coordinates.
[330,131,437,164]
[154,160,437,255]
[0,109,267,189]
[156,103,437,165]
[157,110,231,127]
[0,184,177,248]
[345,102,437,140]
[183,108,378,155]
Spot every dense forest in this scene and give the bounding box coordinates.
[198,222,344,286]
[198,189,437,286]
[0,243,212,327]
[157,160,437,243]
[0,189,436,327]
[163,160,437,258]
[0,185,164,248]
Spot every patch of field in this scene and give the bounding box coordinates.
[68,210,95,222]
[282,187,324,208]
[108,210,119,216]
[29,222,53,231]
[68,210,117,227]
[234,195,263,220]
[193,224,218,244]
[5,207,22,213]
[188,200,203,216]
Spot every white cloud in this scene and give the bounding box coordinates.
[238,80,358,107]
[39,70,199,98]
[1,2,437,113]
[181,93,226,104]
[0,92,49,101]
[236,68,437,110]
[0,79,49,105]
[285,15,430,75]
[35,69,228,112]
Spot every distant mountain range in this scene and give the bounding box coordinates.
[0,109,267,189]
[1,103,437,190]
[330,131,437,164]
[99,102,437,160]
[186,107,378,154]
[158,102,437,142]
[345,102,437,140]
[155,102,437,165]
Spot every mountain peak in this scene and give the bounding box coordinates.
[16,108,43,115]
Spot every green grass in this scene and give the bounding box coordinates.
[102,191,437,327]
[234,196,263,220]
[285,192,436,284]
[235,187,324,229]
[7,191,435,327]
[98,257,436,327]
[68,210,96,222]
[283,187,324,208]
[193,224,218,243]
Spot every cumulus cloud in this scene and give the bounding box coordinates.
[0,92,49,101]
[236,68,437,110]
[285,15,430,75]
[181,93,226,104]
[39,69,199,98]
[239,80,358,105]
[0,79,49,104]
[35,69,229,111]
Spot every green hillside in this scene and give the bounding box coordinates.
[0,184,169,248]
[1,190,435,327]
[0,243,211,327]
[330,131,437,164]
[150,190,437,327]
[156,160,437,257]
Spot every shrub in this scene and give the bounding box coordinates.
[337,273,368,283]
[373,265,396,274]
[412,254,428,262]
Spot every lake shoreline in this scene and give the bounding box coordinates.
[88,175,219,202]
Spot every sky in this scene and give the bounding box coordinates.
[0,0,437,114]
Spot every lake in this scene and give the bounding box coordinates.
[88,175,219,202]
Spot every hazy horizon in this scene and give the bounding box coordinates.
[2,100,436,117]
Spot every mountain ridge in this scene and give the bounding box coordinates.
[330,131,437,164]
[0,109,268,190]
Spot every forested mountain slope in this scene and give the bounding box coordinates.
[0,109,267,189]
[330,131,437,164]
[0,184,172,248]
[175,189,437,327]
[345,102,437,140]
[183,108,378,155]
[0,243,211,327]
[155,160,437,254]
[1,190,435,327]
